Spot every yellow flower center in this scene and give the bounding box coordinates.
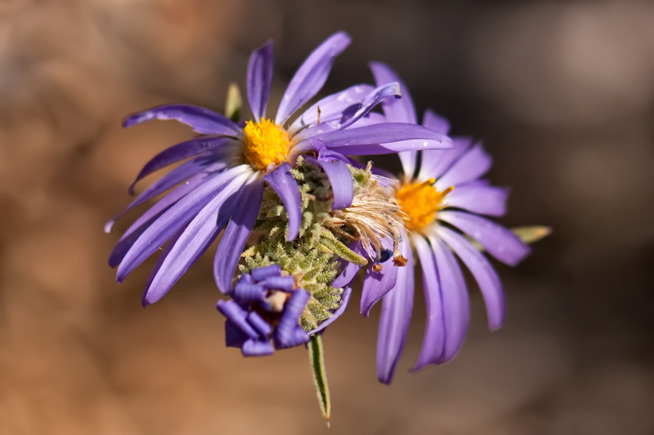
[243,118,291,171]
[395,178,454,232]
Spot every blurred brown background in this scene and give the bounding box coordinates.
[0,1,652,434]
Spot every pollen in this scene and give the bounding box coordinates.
[395,178,453,232]
[243,118,291,171]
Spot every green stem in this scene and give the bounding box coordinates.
[308,334,331,426]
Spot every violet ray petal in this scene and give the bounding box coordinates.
[422,109,451,135]
[437,226,506,330]
[376,234,414,384]
[217,300,259,339]
[214,179,264,293]
[273,289,311,349]
[289,84,374,132]
[418,137,473,183]
[275,32,351,125]
[225,320,248,348]
[242,339,275,356]
[428,235,470,363]
[436,144,492,190]
[116,166,251,282]
[339,82,401,129]
[361,260,399,317]
[142,171,250,305]
[308,286,352,335]
[332,260,362,288]
[412,235,445,369]
[247,41,274,121]
[128,136,233,194]
[259,276,295,291]
[263,163,302,241]
[124,104,243,136]
[247,311,273,337]
[438,210,531,266]
[141,224,186,307]
[303,154,353,209]
[233,282,266,303]
[251,264,281,281]
[445,183,509,217]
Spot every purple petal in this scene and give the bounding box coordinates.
[142,172,250,305]
[233,282,266,303]
[445,182,509,217]
[418,137,472,182]
[217,300,259,339]
[124,104,242,136]
[242,339,275,356]
[247,311,273,337]
[115,166,250,281]
[376,233,414,384]
[225,320,248,348]
[308,286,352,335]
[251,264,281,281]
[303,152,354,209]
[361,260,399,317]
[263,163,302,240]
[247,41,274,121]
[275,32,351,125]
[127,137,234,194]
[422,109,451,135]
[438,210,531,266]
[289,84,374,132]
[259,275,295,291]
[273,289,310,349]
[213,180,264,293]
[332,260,361,288]
[436,144,492,190]
[412,236,445,368]
[423,235,470,366]
[339,82,401,129]
[437,226,505,330]
[141,224,186,307]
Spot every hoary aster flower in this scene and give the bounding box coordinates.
[105,32,452,305]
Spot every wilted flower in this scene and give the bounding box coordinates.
[106,32,452,306]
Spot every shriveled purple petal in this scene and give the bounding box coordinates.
[445,182,509,217]
[412,236,445,368]
[275,32,351,125]
[233,282,266,303]
[225,320,248,348]
[361,260,398,317]
[425,235,470,364]
[213,179,264,293]
[289,84,374,132]
[438,210,531,266]
[263,163,302,241]
[339,82,401,129]
[127,137,234,194]
[273,289,310,349]
[308,286,352,335]
[259,275,295,291]
[242,339,274,356]
[422,109,451,135]
[217,300,259,339]
[116,166,251,282]
[332,260,361,288]
[247,41,274,121]
[141,171,250,305]
[377,233,414,384]
[437,226,506,330]
[304,152,353,209]
[251,264,281,281]
[418,137,472,182]
[436,144,492,190]
[124,104,242,136]
[247,311,273,337]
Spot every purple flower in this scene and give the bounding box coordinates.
[338,63,531,384]
[106,32,453,306]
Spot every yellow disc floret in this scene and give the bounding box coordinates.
[243,118,291,171]
[395,178,454,232]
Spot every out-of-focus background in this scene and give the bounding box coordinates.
[0,1,652,434]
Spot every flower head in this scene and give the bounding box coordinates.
[106,33,453,306]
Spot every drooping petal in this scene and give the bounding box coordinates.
[331,243,363,288]
[217,300,259,339]
[437,226,506,330]
[438,210,531,266]
[426,235,470,364]
[263,163,302,240]
[412,235,445,368]
[303,152,354,209]
[422,109,451,135]
[242,339,275,356]
[213,179,264,293]
[250,264,281,281]
[273,289,311,349]
[124,104,242,136]
[142,171,250,305]
[436,144,492,190]
[116,166,251,281]
[339,82,401,129]
[376,232,414,384]
[247,41,274,121]
[361,260,398,317]
[418,137,472,182]
[445,182,509,217]
[127,136,234,194]
[275,32,351,125]
[308,286,352,335]
[259,275,295,291]
[141,224,186,307]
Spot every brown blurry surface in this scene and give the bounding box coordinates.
[0,1,652,434]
